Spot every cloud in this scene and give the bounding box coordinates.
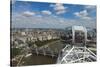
[74,10,88,17]
[85,5,96,10]
[22,11,36,17]
[50,3,67,14]
[36,15,42,18]
[74,10,91,20]
[12,12,96,29]
[84,5,96,16]
[41,10,52,15]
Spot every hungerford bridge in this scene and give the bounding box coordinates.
[57,26,96,63]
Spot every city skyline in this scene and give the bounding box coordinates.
[11,0,96,29]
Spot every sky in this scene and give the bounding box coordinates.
[11,0,96,29]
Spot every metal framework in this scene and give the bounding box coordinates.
[72,26,87,45]
[57,26,96,64]
[57,46,96,64]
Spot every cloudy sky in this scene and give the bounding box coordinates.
[11,0,96,29]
